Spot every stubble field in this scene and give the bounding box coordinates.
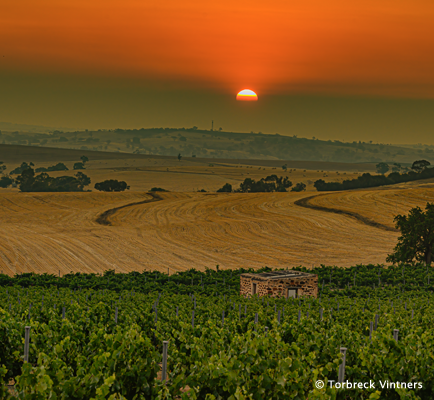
[1,184,434,276]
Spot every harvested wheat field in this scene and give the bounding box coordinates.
[1,184,433,276]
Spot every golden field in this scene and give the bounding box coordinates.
[1,185,434,276]
[1,146,434,275]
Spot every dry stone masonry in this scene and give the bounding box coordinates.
[240,270,318,298]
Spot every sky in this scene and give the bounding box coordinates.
[1,0,434,143]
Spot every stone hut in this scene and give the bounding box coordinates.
[240,270,318,298]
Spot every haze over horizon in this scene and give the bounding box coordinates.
[1,0,434,144]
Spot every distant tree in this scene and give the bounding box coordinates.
[391,163,402,173]
[10,162,32,175]
[74,172,91,190]
[15,168,35,191]
[217,183,232,192]
[386,203,434,266]
[411,160,430,172]
[198,189,207,192]
[59,136,69,142]
[80,156,89,164]
[94,179,130,192]
[73,162,85,170]
[291,182,306,192]
[178,153,182,161]
[376,162,389,174]
[150,187,168,192]
[0,161,6,174]
[282,164,287,171]
[0,176,13,188]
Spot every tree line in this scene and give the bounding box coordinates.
[314,160,433,191]
[217,175,306,193]
[0,157,130,192]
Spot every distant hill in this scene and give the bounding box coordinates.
[0,121,76,133]
[1,126,433,164]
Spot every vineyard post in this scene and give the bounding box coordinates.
[222,310,225,326]
[62,307,66,319]
[162,341,168,383]
[176,306,178,317]
[369,321,373,342]
[254,312,258,329]
[115,307,118,324]
[298,309,301,322]
[338,347,347,384]
[320,308,323,321]
[393,329,399,342]
[411,309,414,319]
[374,314,378,331]
[192,310,195,328]
[24,326,31,363]
[244,304,247,315]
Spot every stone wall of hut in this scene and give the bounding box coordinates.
[240,274,318,298]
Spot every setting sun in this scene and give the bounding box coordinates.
[236,89,258,101]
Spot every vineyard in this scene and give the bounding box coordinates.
[0,264,433,399]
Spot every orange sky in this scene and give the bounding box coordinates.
[2,0,434,97]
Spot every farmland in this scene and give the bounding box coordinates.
[1,144,434,399]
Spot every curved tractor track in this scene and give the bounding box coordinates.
[294,194,398,232]
[96,192,163,226]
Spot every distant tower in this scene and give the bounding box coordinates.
[211,120,214,131]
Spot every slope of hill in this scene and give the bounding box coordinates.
[1,127,432,164]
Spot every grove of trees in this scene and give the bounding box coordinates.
[94,180,130,192]
[35,163,68,173]
[217,175,293,193]
[15,168,91,192]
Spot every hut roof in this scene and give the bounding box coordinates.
[241,270,315,281]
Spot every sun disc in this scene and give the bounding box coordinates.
[236,89,258,101]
